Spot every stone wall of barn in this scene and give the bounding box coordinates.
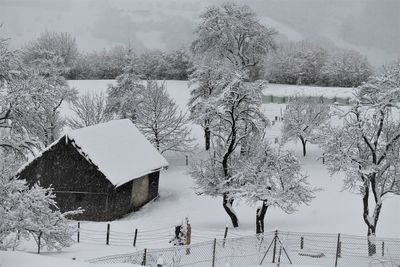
[18,137,160,221]
[130,171,160,210]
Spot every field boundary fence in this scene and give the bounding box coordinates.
[86,229,400,266]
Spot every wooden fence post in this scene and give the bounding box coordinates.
[272,230,278,263]
[186,224,191,255]
[212,238,217,267]
[106,223,110,245]
[300,236,304,250]
[222,226,229,247]
[142,248,147,266]
[334,233,341,267]
[133,228,138,247]
[77,222,80,243]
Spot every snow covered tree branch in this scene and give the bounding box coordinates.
[67,92,111,129]
[282,95,331,156]
[320,60,400,255]
[136,81,194,154]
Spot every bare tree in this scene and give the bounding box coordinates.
[67,92,111,129]
[136,81,194,154]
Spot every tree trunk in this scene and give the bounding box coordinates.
[204,127,210,151]
[362,178,382,256]
[223,194,239,228]
[300,136,307,157]
[367,227,377,256]
[256,202,268,234]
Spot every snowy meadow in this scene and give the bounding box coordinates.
[11,79,391,263]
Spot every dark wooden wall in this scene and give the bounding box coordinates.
[18,137,160,221]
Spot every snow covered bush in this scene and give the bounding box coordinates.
[136,81,194,154]
[0,154,82,252]
[282,95,331,156]
[320,60,400,255]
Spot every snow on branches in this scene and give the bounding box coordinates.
[191,2,276,70]
[0,154,82,251]
[282,95,330,156]
[320,60,400,255]
[106,62,145,121]
[190,73,269,227]
[136,81,194,154]
[67,92,111,129]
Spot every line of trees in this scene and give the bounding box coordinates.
[17,30,373,87]
[21,31,193,81]
[266,40,373,87]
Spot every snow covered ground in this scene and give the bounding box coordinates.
[261,83,354,99]
[4,80,399,267]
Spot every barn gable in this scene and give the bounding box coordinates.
[19,119,168,187]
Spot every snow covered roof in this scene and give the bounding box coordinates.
[20,119,168,188]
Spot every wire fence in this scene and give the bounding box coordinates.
[74,222,242,247]
[86,230,400,266]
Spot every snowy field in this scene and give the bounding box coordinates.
[5,80,400,266]
[261,83,354,99]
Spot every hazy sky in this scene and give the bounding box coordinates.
[1,0,399,66]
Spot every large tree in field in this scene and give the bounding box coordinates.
[190,73,268,227]
[282,96,330,156]
[320,61,400,255]
[136,81,194,154]
[189,2,276,151]
[191,2,276,71]
[227,140,317,233]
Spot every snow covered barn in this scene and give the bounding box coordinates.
[17,119,168,221]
